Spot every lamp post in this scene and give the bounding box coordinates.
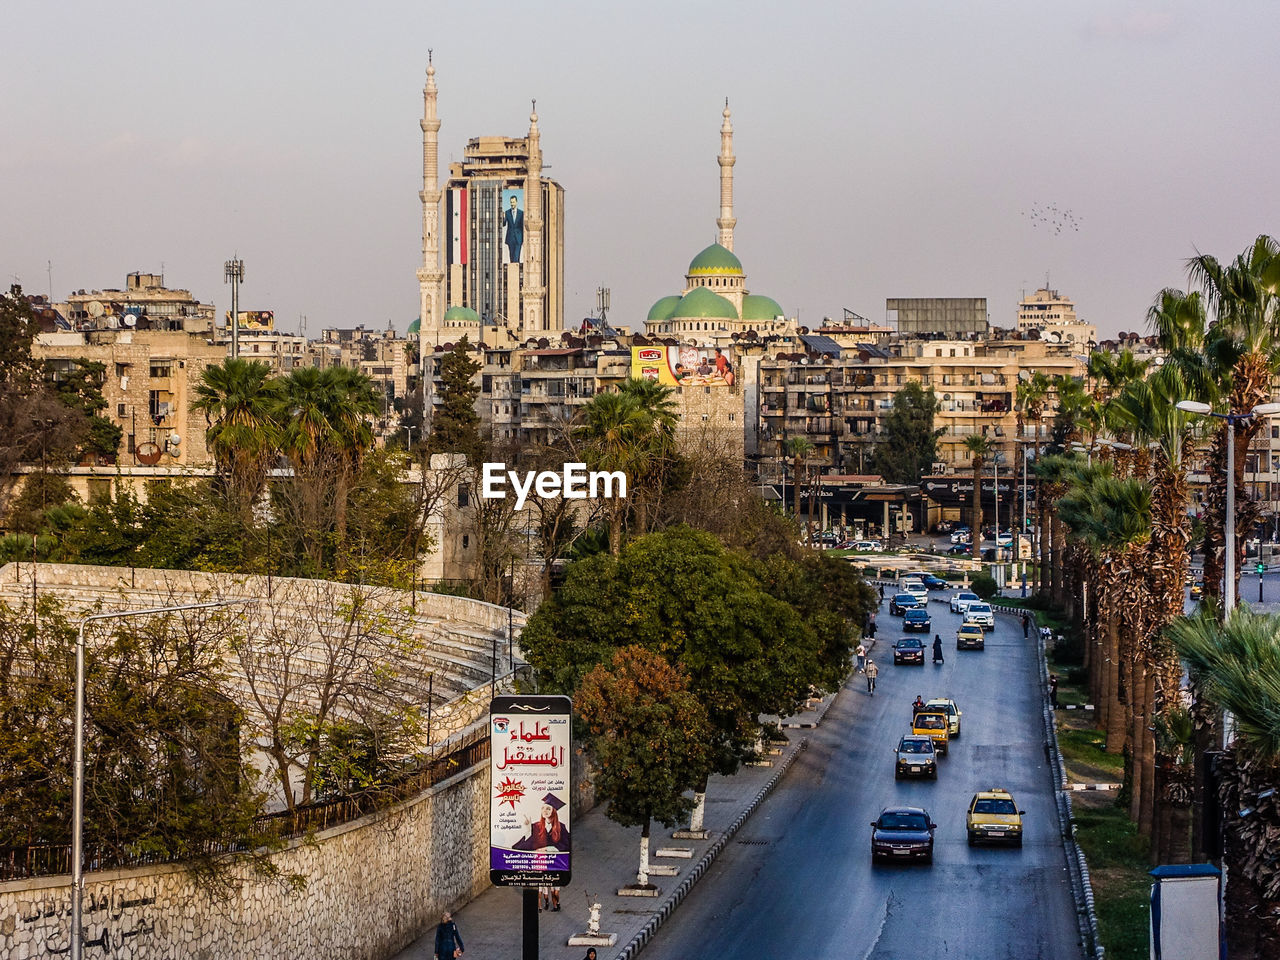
[1176,400,1280,613]
[71,600,245,960]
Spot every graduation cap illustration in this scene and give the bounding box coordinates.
[541,792,565,811]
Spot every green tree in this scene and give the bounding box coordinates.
[191,357,280,518]
[573,390,652,554]
[577,646,712,888]
[42,358,122,458]
[963,434,992,562]
[426,337,483,462]
[783,435,814,523]
[869,381,945,484]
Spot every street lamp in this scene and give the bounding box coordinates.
[1176,400,1280,612]
[71,600,246,960]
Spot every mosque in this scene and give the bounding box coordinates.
[642,102,796,343]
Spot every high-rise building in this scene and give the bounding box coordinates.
[417,57,564,345]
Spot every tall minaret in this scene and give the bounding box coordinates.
[417,53,445,336]
[716,99,736,252]
[520,101,545,334]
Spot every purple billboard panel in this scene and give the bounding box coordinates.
[489,695,572,887]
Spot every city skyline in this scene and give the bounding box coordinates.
[4,1,1279,340]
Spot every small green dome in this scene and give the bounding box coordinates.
[687,243,743,276]
[647,295,682,323]
[671,286,738,320]
[407,318,421,334]
[444,305,481,324]
[742,294,785,321]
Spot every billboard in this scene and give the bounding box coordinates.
[489,694,572,887]
[501,186,524,265]
[224,310,274,331]
[631,345,736,386]
[450,187,468,266]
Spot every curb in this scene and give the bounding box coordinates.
[612,739,809,960]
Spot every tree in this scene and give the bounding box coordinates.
[577,646,712,888]
[963,434,991,563]
[191,357,281,519]
[42,358,121,458]
[573,390,651,554]
[783,435,813,524]
[870,381,945,484]
[426,337,483,462]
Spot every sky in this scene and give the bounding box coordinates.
[4,1,1279,341]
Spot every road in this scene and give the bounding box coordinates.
[634,592,1084,960]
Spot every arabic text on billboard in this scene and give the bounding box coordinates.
[630,345,735,386]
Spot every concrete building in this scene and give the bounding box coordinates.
[311,324,415,416]
[888,298,988,338]
[417,57,564,345]
[1017,287,1097,346]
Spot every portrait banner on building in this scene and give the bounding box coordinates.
[489,694,572,887]
[631,345,735,387]
[500,187,524,265]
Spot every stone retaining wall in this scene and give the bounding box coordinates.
[0,761,491,960]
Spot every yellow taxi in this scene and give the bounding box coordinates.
[911,710,950,755]
[1190,581,1203,601]
[966,788,1025,846]
[956,622,985,651]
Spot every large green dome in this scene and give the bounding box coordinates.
[407,318,421,334]
[741,294,785,321]
[671,286,738,320]
[647,295,682,323]
[688,243,743,276]
[444,305,481,324]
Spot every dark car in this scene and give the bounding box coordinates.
[894,736,938,780]
[870,806,937,863]
[903,608,931,632]
[893,637,926,665]
[947,544,971,556]
[889,593,920,615]
[921,573,949,590]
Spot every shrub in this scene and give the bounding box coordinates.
[969,571,998,599]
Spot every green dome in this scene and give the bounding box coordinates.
[647,295,682,323]
[687,243,743,276]
[671,287,738,320]
[742,294,785,321]
[407,318,421,334]
[444,305,481,324]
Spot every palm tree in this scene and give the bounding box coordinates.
[783,436,814,530]
[574,390,651,554]
[1016,372,1050,590]
[1188,236,1280,607]
[618,378,679,534]
[190,357,280,519]
[963,434,991,563]
[1168,609,1280,950]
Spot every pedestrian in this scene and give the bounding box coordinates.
[865,659,879,694]
[878,583,885,601]
[1022,612,1030,638]
[434,911,464,960]
[1049,673,1059,709]
[581,950,598,960]
[867,619,877,639]
[855,643,867,674]
[932,634,944,664]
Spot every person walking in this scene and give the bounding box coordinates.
[932,634,944,664]
[878,583,885,601]
[434,911,464,960]
[1022,612,1030,638]
[581,950,598,960]
[855,642,867,674]
[865,659,879,694]
[1049,673,1060,708]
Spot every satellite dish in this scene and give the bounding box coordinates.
[135,442,162,465]
[87,300,104,317]
[123,314,137,327]
[169,432,181,446]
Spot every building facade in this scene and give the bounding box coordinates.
[1016,287,1096,345]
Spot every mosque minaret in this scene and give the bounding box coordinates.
[716,100,736,253]
[520,103,545,334]
[416,53,446,337]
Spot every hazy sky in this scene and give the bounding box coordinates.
[4,1,1278,341]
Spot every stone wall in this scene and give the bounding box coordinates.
[0,762,492,960]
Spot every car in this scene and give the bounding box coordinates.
[889,593,920,615]
[852,540,883,552]
[950,531,971,545]
[924,697,961,737]
[965,602,995,628]
[911,710,950,755]
[956,622,986,650]
[933,521,954,535]
[921,573,949,590]
[949,591,980,614]
[903,608,932,632]
[893,637,926,665]
[870,806,937,863]
[1190,581,1203,601]
[966,788,1026,846]
[947,544,972,556]
[894,735,938,779]
[901,580,929,602]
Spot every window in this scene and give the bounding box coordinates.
[729,413,736,422]
[149,361,172,378]
[117,403,126,418]
[87,478,111,502]
[114,363,128,378]
[458,484,470,508]
[127,434,135,453]
[462,535,469,549]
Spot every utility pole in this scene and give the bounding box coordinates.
[224,258,245,359]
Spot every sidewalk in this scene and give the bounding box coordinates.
[391,691,843,960]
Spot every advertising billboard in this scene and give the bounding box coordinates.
[450,187,468,266]
[501,186,524,265]
[489,694,572,887]
[630,345,736,386]
[224,310,274,331]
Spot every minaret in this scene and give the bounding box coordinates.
[417,53,445,337]
[520,101,545,334]
[716,99,736,252]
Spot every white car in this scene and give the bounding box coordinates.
[949,591,980,614]
[966,602,995,628]
[902,580,929,603]
[852,540,883,552]
[950,531,971,544]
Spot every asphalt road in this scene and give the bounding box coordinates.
[634,594,1084,960]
